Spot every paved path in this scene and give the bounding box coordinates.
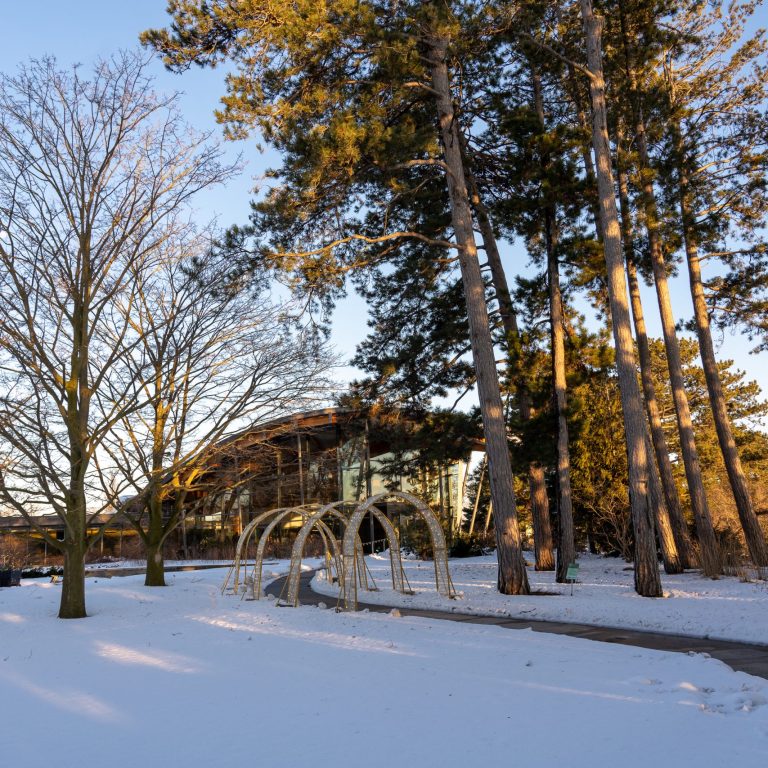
[84,563,227,578]
[266,571,768,680]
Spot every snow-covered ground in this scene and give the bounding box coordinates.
[313,553,768,645]
[1,561,767,768]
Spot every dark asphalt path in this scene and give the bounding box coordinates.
[265,570,768,680]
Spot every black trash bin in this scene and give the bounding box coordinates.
[0,569,22,587]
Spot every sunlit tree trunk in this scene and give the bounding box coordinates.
[674,127,768,566]
[632,122,719,576]
[617,159,692,571]
[546,219,577,583]
[616,0,719,576]
[466,168,554,571]
[533,67,576,582]
[429,31,529,594]
[642,428,681,574]
[579,0,661,596]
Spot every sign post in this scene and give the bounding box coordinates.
[566,562,579,596]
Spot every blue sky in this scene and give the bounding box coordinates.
[2,1,765,410]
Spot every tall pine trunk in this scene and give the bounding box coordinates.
[428,31,529,594]
[617,160,692,571]
[545,216,577,582]
[579,0,662,596]
[466,167,554,570]
[626,259,691,573]
[617,0,719,576]
[642,428,682,574]
[532,67,576,582]
[633,127,720,576]
[674,129,768,567]
[527,464,554,570]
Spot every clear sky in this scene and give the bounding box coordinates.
[1,1,765,412]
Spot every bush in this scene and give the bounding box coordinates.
[0,535,30,569]
[449,533,494,558]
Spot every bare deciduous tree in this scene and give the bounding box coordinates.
[97,238,335,587]
[0,53,230,618]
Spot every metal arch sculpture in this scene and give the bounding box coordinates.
[222,502,371,603]
[342,491,455,611]
[362,505,406,594]
[252,507,343,599]
[222,505,316,595]
[221,493,450,611]
[284,500,406,607]
[284,501,368,607]
[252,504,367,601]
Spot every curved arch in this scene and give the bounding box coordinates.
[365,504,406,594]
[285,500,406,606]
[342,491,454,610]
[221,505,316,595]
[285,501,368,606]
[253,508,343,598]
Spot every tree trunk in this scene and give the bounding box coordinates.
[145,494,167,587]
[468,457,485,536]
[616,161,693,571]
[145,541,167,587]
[579,0,662,596]
[545,216,577,582]
[466,164,554,570]
[532,65,576,582]
[626,261,690,574]
[643,428,680,574]
[674,129,768,567]
[616,0,720,576]
[634,130,720,576]
[428,31,529,594]
[61,324,91,619]
[528,463,554,570]
[59,538,87,619]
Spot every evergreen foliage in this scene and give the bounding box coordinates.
[142,0,768,586]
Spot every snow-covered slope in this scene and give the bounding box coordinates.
[1,565,766,768]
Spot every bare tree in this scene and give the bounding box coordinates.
[97,237,335,586]
[0,54,230,618]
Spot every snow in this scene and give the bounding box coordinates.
[313,552,768,645]
[1,559,767,768]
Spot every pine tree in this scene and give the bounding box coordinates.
[659,1,768,565]
[647,337,768,554]
[578,0,662,596]
[617,150,689,572]
[608,0,721,575]
[144,0,533,593]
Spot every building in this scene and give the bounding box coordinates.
[175,407,471,554]
[1,407,474,562]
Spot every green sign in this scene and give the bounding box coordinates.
[566,563,579,581]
